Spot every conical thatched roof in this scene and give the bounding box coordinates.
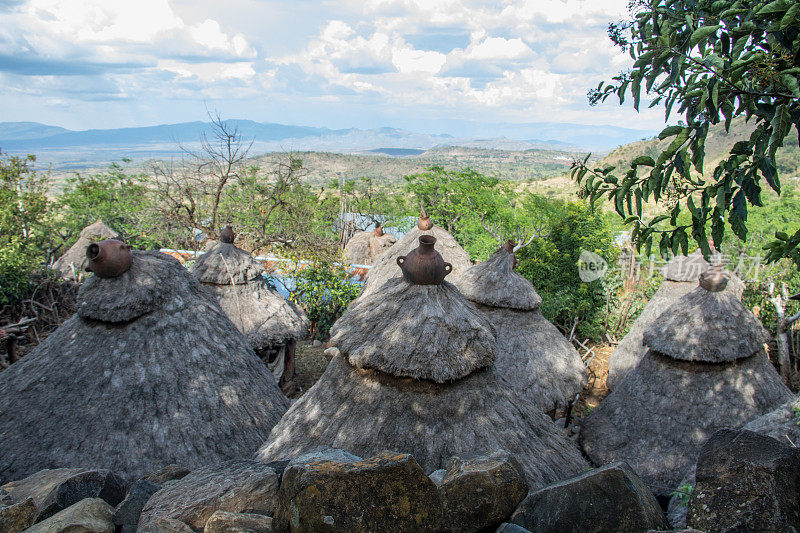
[191,241,264,285]
[606,254,745,390]
[360,226,471,298]
[661,251,709,282]
[190,242,308,349]
[257,254,589,488]
[330,278,495,383]
[580,278,792,496]
[453,248,585,415]
[453,248,542,310]
[53,220,118,281]
[642,285,765,363]
[344,231,396,266]
[743,395,800,446]
[0,251,289,483]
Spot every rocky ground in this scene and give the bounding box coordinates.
[2,427,797,532]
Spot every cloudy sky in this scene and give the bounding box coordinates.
[0,0,667,134]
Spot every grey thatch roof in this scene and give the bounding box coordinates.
[190,241,264,285]
[53,220,118,280]
[344,231,373,265]
[0,251,288,483]
[453,248,542,311]
[330,278,496,383]
[343,231,396,266]
[360,226,472,298]
[606,280,697,390]
[662,252,710,282]
[643,285,766,363]
[255,354,590,490]
[742,395,800,446]
[480,306,586,415]
[207,282,309,348]
[580,349,792,496]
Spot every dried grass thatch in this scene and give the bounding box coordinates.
[191,241,264,285]
[0,251,288,483]
[344,231,396,266]
[330,278,496,383]
[453,248,541,310]
[257,262,589,488]
[452,248,585,414]
[606,255,745,390]
[479,306,586,415]
[256,355,589,490]
[52,220,118,281]
[743,395,800,446]
[580,349,792,496]
[642,286,766,363]
[190,243,308,350]
[360,226,471,297]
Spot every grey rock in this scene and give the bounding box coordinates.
[428,469,446,487]
[1,468,86,508]
[112,480,162,533]
[312,340,322,347]
[510,462,669,532]
[204,511,273,533]
[142,465,191,486]
[274,451,442,532]
[496,524,532,533]
[139,517,194,533]
[138,461,279,531]
[439,454,528,533]
[24,498,114,533]
[687,429,800,532]
[0,489,12,506]
[0,497,36,533]
[35,469,129,522]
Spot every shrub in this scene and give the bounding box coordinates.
[290,260,360,339]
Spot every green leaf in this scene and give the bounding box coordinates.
[689,25,720,47]
[631,155,656,167]
[780,3,800,28]
[659,125,684,140]
[757,0,791,16]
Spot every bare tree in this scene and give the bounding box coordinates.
[152,112,252,241]
[769,284,800,383]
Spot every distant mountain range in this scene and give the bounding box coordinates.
[0,119,656,169]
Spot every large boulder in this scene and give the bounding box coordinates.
[509,462,668,532]
[112,480,162,533]
[0,497,36,533]
[24,498,114,533]
[142,465,191,486]
[35,469,128,522]
[204,511,273,533]
[1,468,87,509]
[437,454,528,533]
[138,461,279,531]
[687,429,800,532]
[274,451,442,532]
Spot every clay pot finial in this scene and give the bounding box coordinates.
[503,240,517,253]
[396,235,452,285]
[85,239,132,278]
[374,225,384,237]
[220,225,235,244]
[699,264,729,292]
[418,202,433,231]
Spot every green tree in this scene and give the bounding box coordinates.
[574,0,800,265]
[57,161,159,248]
[516,201,618,340]
[0,153,52,305]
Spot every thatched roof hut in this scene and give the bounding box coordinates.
[344,228,397,266]
[190,232,308,382]
[453,247,586,415]
[580,267,792,497]
[256,237,589,489]
[359,212,471,298]
[743,395,800,446]
[606,252,744,390]
[0,248,289,483]
[52,220,118,281]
